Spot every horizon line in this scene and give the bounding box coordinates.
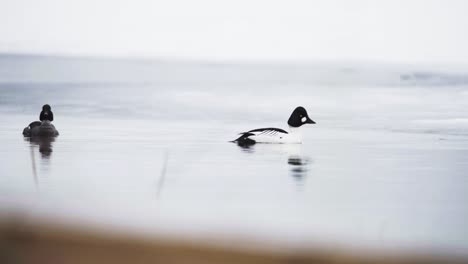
[1,51,468,71]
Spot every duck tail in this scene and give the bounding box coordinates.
[230,132,256,146]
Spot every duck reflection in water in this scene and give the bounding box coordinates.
[25,137,55,189]
[236,144,311,182]
[288,154,310,181]
[25,137,55,159]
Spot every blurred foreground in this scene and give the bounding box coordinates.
[1,215,467,264]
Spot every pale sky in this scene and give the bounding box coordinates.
[1,0,468,64]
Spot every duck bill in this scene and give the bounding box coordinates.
[306,118,316,124]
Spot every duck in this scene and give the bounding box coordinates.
[23,120,59,137]
[232,106,315,146]
[22,104,59,137]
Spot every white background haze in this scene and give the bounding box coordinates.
[1,0,468,64]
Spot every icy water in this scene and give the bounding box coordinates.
[1,54,468,254]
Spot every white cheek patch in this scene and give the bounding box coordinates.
[301,117,307,122]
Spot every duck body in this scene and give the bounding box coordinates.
[23,120,59,137]
[232,106,315,146]
[233,127,303,146]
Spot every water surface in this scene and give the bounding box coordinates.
[1,54,467,254]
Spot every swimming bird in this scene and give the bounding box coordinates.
[23,104,59,137]
[23,120,59,137]
[232,106,315,146]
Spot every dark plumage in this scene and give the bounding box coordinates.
[248,127,288,133]
[287,106,315,127]
[22,104,59,137]
[232,132,257,146]
[40,104,54,122]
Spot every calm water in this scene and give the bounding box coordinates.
[1,54,468,254]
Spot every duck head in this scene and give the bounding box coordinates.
[287,106,316,127]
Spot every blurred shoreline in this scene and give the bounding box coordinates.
[1,213,467,264]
